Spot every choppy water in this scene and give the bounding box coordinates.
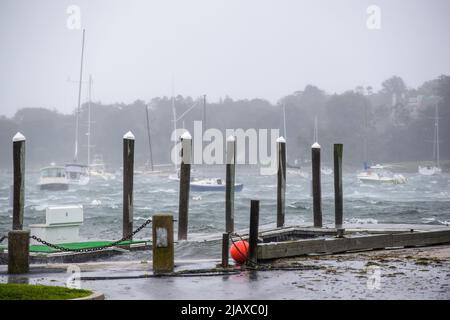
[1,168,449,259]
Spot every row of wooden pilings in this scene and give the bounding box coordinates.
[5,130,343,274]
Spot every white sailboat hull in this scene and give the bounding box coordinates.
[418,166,442,176]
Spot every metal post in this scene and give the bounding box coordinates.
[123,131,135,239]
[178,131,192,240]
[312,142,322,228]
[152,214,174,274]
[12,132,25,230]
[225,135,236,233]
[276,137,286,228]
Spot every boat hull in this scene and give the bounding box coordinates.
[190,183,244,192]
[39,183,69,191]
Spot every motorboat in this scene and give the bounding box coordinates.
[38,165,69,191]
[89,155,116,181]
[357,168,406,184]
[190,178,244,192]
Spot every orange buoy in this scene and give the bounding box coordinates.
[230,240,249,264]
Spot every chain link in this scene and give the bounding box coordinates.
[0,235,7,243]
[30,218,152,253]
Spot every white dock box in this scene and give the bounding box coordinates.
[30,205,84,245]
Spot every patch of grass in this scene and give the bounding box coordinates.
[0,284,92,300]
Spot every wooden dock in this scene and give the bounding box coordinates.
[255,223,450,260]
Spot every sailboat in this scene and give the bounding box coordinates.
[65,29,90,186]
[419,102,442,176]
[357,100,406,184]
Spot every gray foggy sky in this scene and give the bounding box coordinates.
[1,0,449,116]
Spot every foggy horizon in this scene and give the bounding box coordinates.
[1,0,450,117]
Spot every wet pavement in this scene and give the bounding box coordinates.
[1,245,449,299]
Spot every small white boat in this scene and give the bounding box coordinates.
[38,165,69,191]
[190,178,244,192]
[321,167,333,175]
[357,169,406,184]
[418,166,442,176]
[65,163,90,186]
[89,155,116,181]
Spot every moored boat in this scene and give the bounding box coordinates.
[38,165,69,191]
[190,178,244,192]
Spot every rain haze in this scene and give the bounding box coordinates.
[1,0,449,116]
[1,0,450,303]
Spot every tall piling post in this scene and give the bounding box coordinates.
[248,200,260,266]
[276,137,286,228]
[221,233,229,268]
[334,144,344,232]
[178,131,192,241]
[12,132,25,231]
[225,135,236,233]
[311,142,322,228]
[123,131,135,239]
[152,214,174,274]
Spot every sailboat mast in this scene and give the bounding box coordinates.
[203,94,207,132]
[87,74,92,169]
[145,104,154,171]
[313,115,318,143]
[74,28,85,163]
[435,102,440,168]
[363,99,368,168]
[172,78,177,171]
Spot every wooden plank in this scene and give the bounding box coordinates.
[257,230,450,260]
[392,230,450,247]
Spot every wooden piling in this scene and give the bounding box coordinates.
[221,233,229,268]
[152,214,174,274]
[248,200,260,265]
[276,137,286,228]
[12,132,25,230]
[178,131,192,241]
[311,143,322,228]
[8,230,29,274]
[225,135,236,233]
[123,131,135,239]
[334,144,344,230]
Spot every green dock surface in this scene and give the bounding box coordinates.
[1,240,150,254]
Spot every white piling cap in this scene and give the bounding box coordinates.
[276,136,286,143]
[123,131,135,140]
[227,135,235,142]
[181,131,192,140]
[12,132,25,142]
[312,142,321,148]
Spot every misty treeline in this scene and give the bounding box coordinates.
[0,75,449,170]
